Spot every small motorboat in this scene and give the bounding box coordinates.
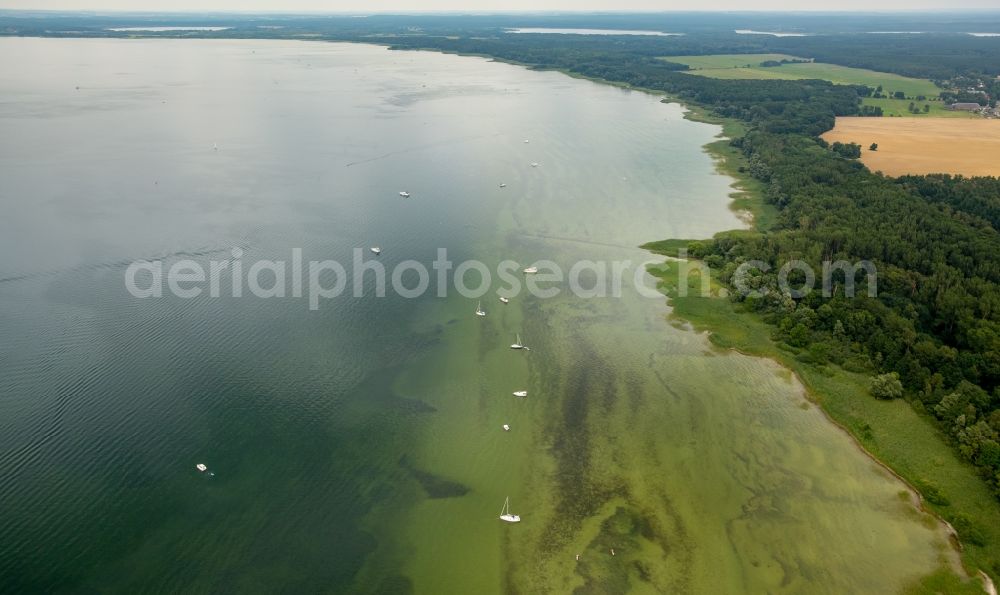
[524,139,530,143]
[475,301,486,317]
[196,463,208,473]
[523,266,538,274]
[499,183,507,188]
[530,162,539,168]
[503,424,511,432]
[513,390,527,398]
[499,496,521,523]
[399,191,410,198]
[370,246,381,255]
[499,297,510,304]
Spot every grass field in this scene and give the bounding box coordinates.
[663,54,942,99]
[638,249,1000,591]
[861,97,979,118]
[823,117,1000,176]
[663,53,802,70]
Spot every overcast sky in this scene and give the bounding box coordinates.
[3,0,1000,12]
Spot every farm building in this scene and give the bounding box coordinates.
[947,102,984,111]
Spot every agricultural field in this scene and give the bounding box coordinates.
[822,117,1000,176]
[663,53,942,98]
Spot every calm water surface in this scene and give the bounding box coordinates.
[0,38,958,593]
[507,28,681,36]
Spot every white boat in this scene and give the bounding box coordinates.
[513,390,527,398]
[399,191,410,198]
[370,246,381,255]
[499,183,507,188]
[530,162,539,168]
[499,297,510,304]
[212,143,218,151]
[510,333,524,350]
[524,139,530,144]
[499,496,521,523]
[523,266,538,274]
[196,463,208,472]
[503,424,511,431]
[476,301,486,317]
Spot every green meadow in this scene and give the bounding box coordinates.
[861,96,978,118]
[663,54,942,99]
[663,53,803,70]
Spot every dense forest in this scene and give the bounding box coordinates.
[694,135,1000,502]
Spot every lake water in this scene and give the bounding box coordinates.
[0,38,960,593]
[507,28,681,36]
[734,29,811,37]
[106,26,232,32]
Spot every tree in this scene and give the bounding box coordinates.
[831,141,862,158]
[893,91,906,99]
[871,372,903,399]
[923,104,930,113]
[934,382,987,423]
[978,439,1000,469]
[869,142,878,151]
[958,420,999,463]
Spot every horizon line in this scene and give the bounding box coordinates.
[5,8,1000,15]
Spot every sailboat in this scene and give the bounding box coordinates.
[499,496,521,523]
[476,301,486,317]
[510,333,524,350]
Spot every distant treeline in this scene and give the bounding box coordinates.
[6,12,1000,80]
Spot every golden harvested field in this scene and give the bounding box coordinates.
[822,117,1000,177]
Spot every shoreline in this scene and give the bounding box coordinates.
[644,250,998,592]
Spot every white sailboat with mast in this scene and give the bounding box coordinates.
[499,496,521,523]
[476,301,486,317]
[510,333,524,350]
